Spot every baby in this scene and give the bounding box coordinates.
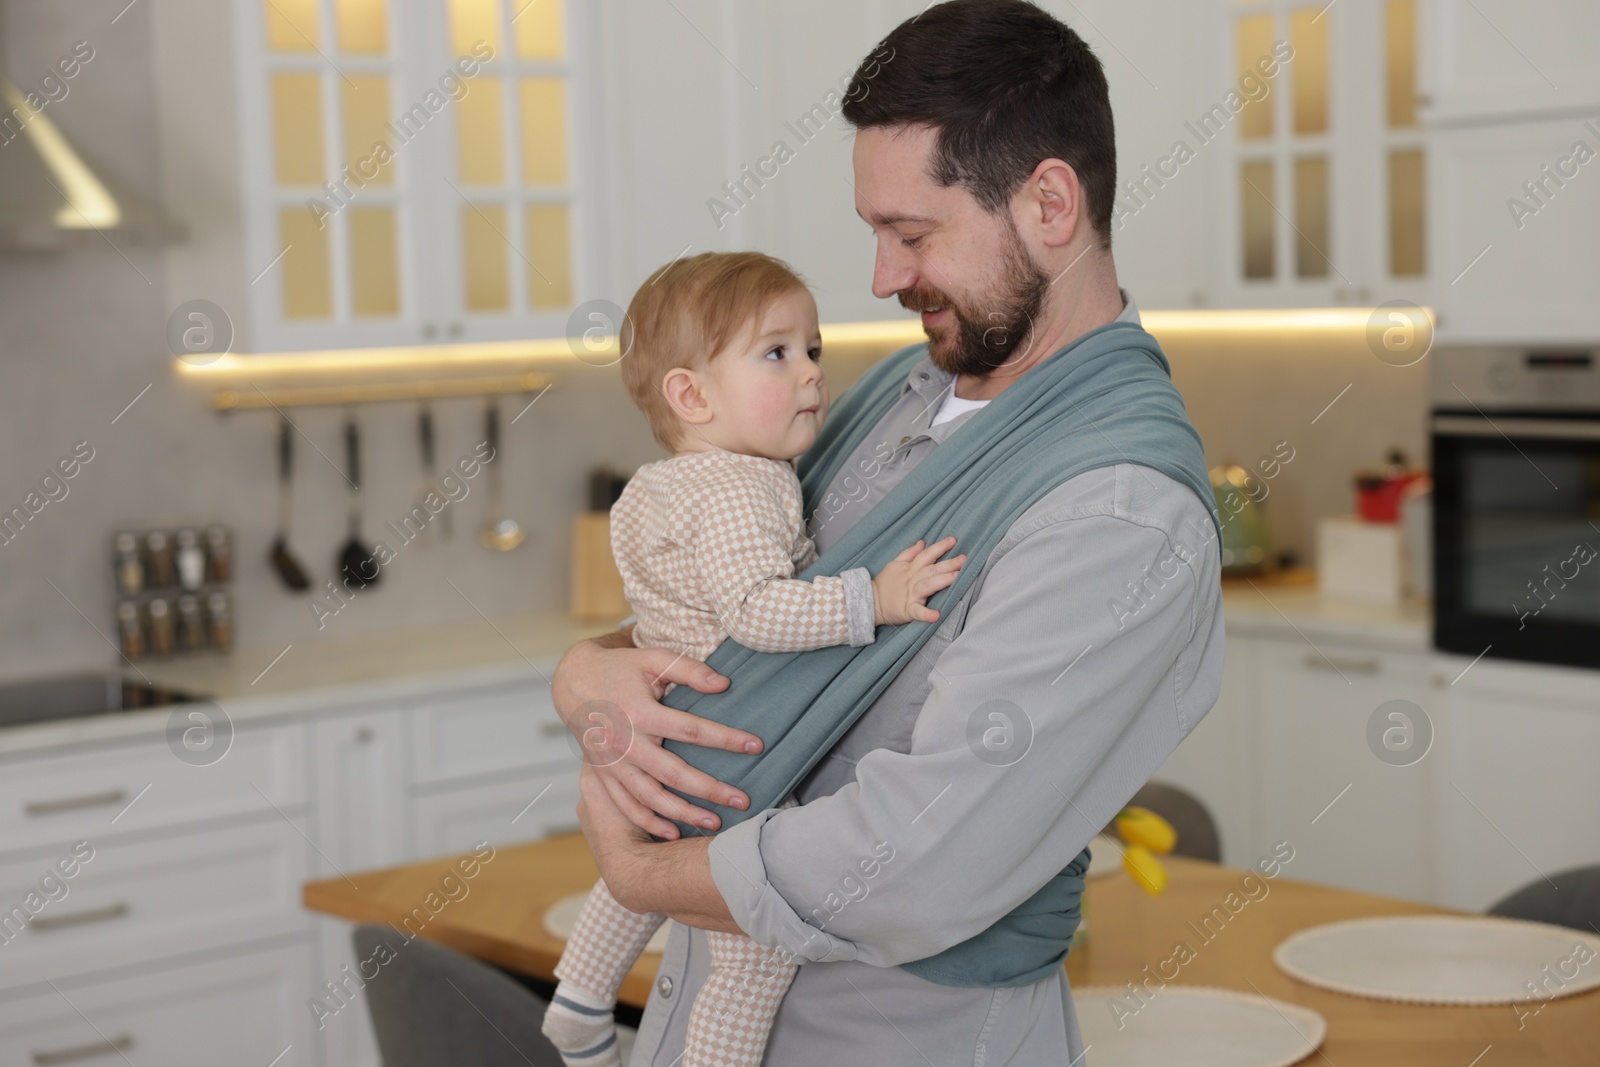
[541,251,963,1067]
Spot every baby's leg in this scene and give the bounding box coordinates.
[682,929,798,1067]
[543,879,664,1067]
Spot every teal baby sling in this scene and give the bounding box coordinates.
[661,320,1216,986]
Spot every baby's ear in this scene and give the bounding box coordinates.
[661,367,713,425]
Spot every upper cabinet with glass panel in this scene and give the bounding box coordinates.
[1221,0,1427,307]
[150,0,592,353]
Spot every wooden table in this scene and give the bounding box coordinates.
[306,837,1600,1065]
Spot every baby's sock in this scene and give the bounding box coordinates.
[542,982,622,1067]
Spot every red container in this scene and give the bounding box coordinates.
[1356,472,1427,523]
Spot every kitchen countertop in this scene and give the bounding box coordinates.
[1,577,1428,757]
[0,611,618,758]
[1220,570,1430,652]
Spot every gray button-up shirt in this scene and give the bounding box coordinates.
[631,295,1225,1066]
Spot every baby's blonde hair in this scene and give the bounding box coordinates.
[619,251,809,450]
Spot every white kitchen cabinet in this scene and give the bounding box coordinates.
[1426,116,1600,344]
[1252,637,1437,902]
[410,677,569,785]
[412,764,581,859]
[1206,0,1431,309]
[152,0,602,353]
[0,942,315,1067]
[308,707,410,1067]
[1157,629,1441,903]
[1416,0,1600,125]
[311,707,412,875]
[0,819,310,992]
[1432,657,1600,912]
[0,722,306,855]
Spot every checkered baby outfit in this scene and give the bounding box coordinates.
[552,448,873,1067]
[611,448,873,664]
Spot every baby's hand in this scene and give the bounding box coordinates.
[872,536,966,626]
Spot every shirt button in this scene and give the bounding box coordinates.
[899,436,911,446]
[657,976,674,999]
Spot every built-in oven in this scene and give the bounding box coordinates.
[1432,348,1600,670]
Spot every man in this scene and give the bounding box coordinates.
[556,1,1224,1062]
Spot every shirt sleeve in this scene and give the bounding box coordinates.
[683,464,875,653]
[707,477,1223,966]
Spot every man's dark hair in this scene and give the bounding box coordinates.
[842,0,1117,247]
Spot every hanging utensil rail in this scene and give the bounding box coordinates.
[208,372,555,412]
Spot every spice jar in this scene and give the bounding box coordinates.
[145,530,176,587]
[205,526,232,583]
[177,594,206,651]
[117,600,144,660]
[175,528,205,591]
[206,591,233,651]
[114,532,143,595]
[148,596,175,656]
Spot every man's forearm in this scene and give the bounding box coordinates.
[609,835,741,933]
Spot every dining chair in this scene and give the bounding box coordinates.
[353,924,566,1067]
[1487,864,1600,933]
[1114,780,1223,862]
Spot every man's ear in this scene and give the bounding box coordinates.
[1022,158,1082,249]
[662,367,714,425]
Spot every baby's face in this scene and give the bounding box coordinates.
[695,289,828,460]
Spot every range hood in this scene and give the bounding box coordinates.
[0,78,184,250]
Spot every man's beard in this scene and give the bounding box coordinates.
[897,221,1050,378]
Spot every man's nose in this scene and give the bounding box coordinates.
[872,238,917,300]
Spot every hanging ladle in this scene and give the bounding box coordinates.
[479,400,524,551]
[339,414,381,587]
[268,415,311,591]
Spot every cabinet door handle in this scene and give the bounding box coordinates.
[540,722,569,738]
[1303,653,1381,674]
[32,1033,133,1065]
[24,789,127,817]
[30,902,130,932]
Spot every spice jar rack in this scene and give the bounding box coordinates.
[113,525,234,660]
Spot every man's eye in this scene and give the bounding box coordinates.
[765,345,786,361]
[902,233,925,249]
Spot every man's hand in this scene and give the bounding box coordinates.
[577,765,739,932]
[553,630,761,839]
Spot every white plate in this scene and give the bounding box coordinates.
[1274,915,1600,1005]
[1086,834,1124,879]
[1075,985,1326,1067]
[543,890,672,954]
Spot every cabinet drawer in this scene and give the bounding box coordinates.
[413,767,580,858]
[0,724,307,856]
[411,681,572,785]
[0,819,309,989]
[0,942,313,1067]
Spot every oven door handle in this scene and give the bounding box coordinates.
[1432,415,1600,440]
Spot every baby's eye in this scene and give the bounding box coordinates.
[807,346,822,362]
[765,345,786,361]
